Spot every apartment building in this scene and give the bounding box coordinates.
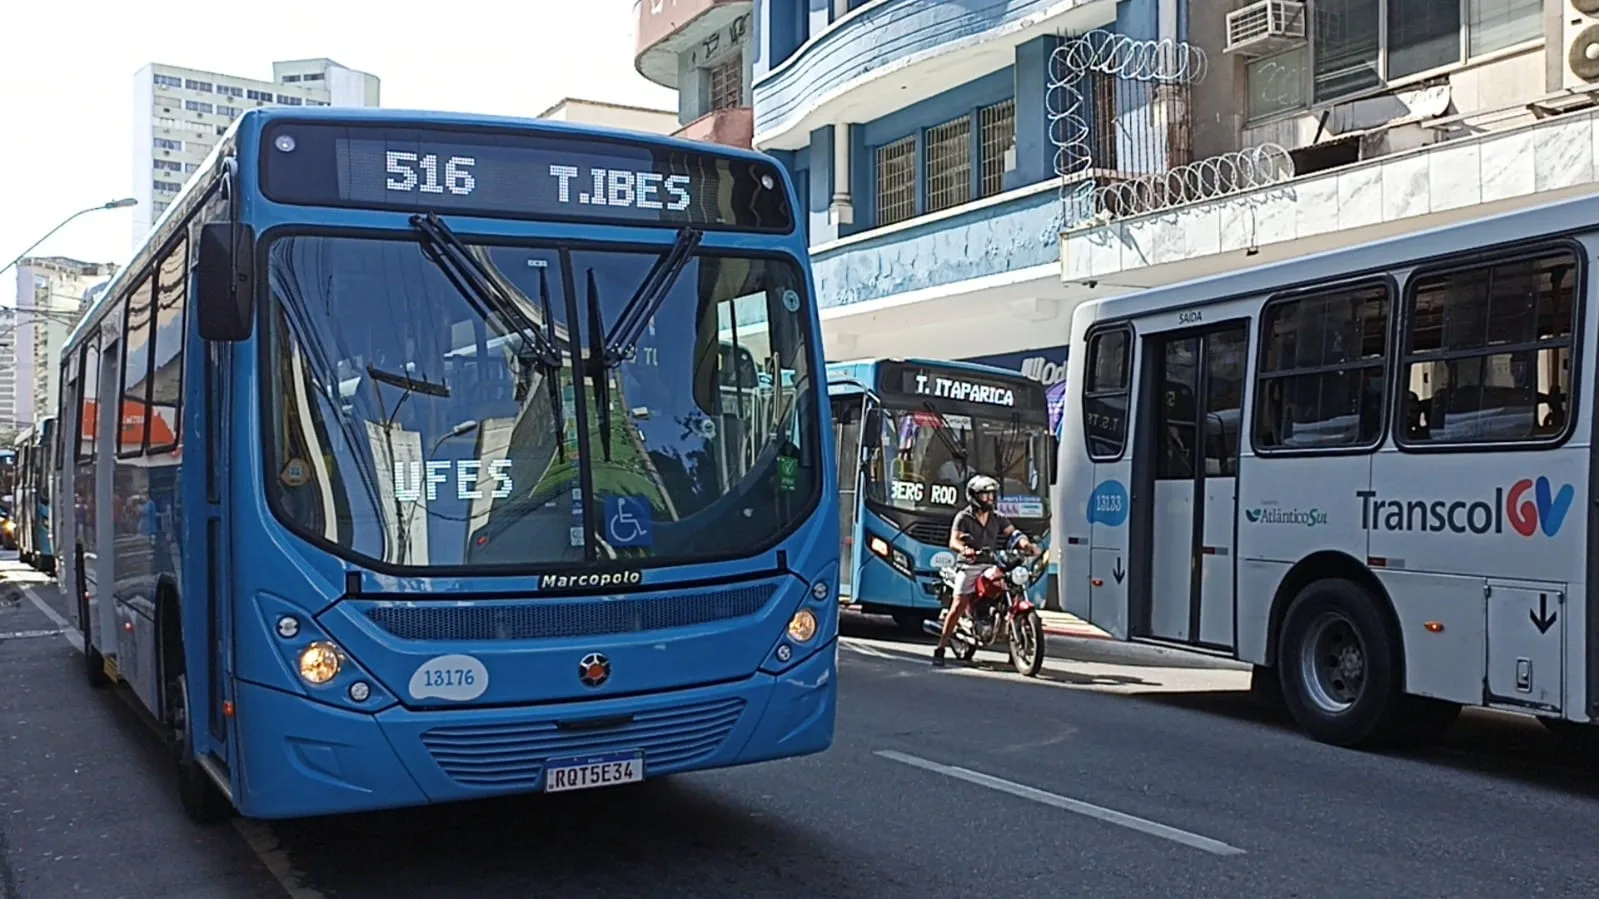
[10,258,119,431]
[131,58,380,245]
[535,97,679,133]
[751,0,1599,419]
[1060,0,1589,321]
[634,0,756,145]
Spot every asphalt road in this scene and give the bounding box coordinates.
[3,557,1598,898]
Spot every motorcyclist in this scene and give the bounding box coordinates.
[932,474,1037,666]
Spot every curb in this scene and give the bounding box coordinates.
[1042,625,1112,641]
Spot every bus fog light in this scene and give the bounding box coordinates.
[348,681,371,702]
[775,644,792,662]
[787,608,818,643]
[276,615,300,639]
[298,642,343,685]
[810,580,829,602]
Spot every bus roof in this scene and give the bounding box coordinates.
[1071,188,1599,328]
[64,105,790,355]
[826,356,1041,385]
[243,105,781,164]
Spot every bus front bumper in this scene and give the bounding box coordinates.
[230,638,837,819]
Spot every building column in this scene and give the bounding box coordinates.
[1009,35,1061,190]
[830,124,855,228]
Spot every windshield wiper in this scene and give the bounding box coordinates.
[410,212,568,459]
[409,214,562,370]
[600,227,702,368]
[366,364,450,398]
[582,226,703,462]
[920,401,969,475]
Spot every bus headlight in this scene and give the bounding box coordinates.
[298,642,343,685]
[787,608,818,643]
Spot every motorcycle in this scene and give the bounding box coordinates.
[922,532,1049,676]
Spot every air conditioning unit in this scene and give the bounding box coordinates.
[1563,0,1599,89]
[1224,0,1308,58]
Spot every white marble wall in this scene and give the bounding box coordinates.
[1063,107,1599,282]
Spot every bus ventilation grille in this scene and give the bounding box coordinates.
[904,520,952,545]
[421,696,746,789]
[361,584,778,641]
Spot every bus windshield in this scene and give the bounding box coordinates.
[867,403,1051,520]
[262,232,820,571]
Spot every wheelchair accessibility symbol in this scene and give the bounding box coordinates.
[603,496,654,548]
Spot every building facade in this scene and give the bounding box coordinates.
[751,0,1599,426]
[131,58,380,245]
[634,0,756,145]
[10,258,119,432]
[0,311,16,442]
[1062,0,1594,313]
[535,97,679,133]
[750,0,1158,405]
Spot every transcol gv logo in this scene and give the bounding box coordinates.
[1357,476,1575,538]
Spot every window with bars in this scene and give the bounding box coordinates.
[875,136,917,227]
[709,56,743,111]
[978,99,1014,198]
[924,115,972,214]
[871,97,1016,228]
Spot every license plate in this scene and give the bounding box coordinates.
[543,750,644,793]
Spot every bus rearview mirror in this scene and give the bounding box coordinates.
[196,222,255,342]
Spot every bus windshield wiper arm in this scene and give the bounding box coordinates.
[410,212,568,458]
[366,364,450,398]
[921,401,968,468]
[601,227,702,367]
[409,214,562,370]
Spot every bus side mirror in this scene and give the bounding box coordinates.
[1048,435,1059,485]
[196,222,255,342]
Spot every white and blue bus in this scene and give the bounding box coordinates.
[1054,190,1599,749]
[54,107,839,822]
[828,358,1054,631]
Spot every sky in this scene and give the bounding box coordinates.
[0,1,677,293]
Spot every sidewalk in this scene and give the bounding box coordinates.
[1037,609,1111,640]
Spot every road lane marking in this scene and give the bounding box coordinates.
[19,583,82,651]
[874,749,1246,857]
[840,637,893,659]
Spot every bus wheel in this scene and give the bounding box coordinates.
[172,673,235,824]
[1277,578,1404,748]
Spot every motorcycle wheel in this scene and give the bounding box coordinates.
[1008,610,1046,677]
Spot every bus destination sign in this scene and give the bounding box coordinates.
[898,368,1016,407]
[258,120,794,233]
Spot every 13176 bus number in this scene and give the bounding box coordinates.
[422,667,477,688]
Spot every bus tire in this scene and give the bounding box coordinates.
[77,551,110,689]
[172,672,235,824]
[1277,577,1404,749]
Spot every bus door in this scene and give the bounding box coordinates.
[1132,321,1247,650]
[93,340,122,675]
[830,392,868,600]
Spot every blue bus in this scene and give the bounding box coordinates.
[827,358,1054,632]
[13,418,56,573]
[53,107,838,822]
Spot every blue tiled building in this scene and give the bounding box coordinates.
[750,0,1192,403]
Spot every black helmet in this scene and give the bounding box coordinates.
[966,474,999,511]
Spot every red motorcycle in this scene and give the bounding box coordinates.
[925,532,1048,676]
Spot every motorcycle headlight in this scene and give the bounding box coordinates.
[1008,567,1030,587]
